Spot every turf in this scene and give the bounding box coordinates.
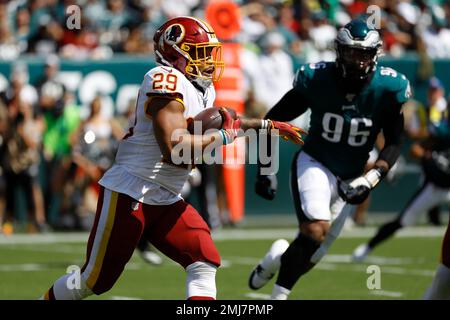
[0,230,443,300]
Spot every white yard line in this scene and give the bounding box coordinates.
[0,244,86,254]
[0,226,445,245]
[0,233,89,245]
[221,256,435,278]
[245,290,405,299]
[244,293,271,300]
[110,296,143,300]
[0,254,436,280]
[323,254,420,265]
[369,290,403,298]
[0,263,61,272]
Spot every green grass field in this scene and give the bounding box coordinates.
[0,226,445,300]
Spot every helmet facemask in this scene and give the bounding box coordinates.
[336,44,380,82]
[181,42,224,90]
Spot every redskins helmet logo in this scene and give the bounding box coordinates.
[164,24,185,45]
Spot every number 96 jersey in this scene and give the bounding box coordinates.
[99,66,216,203]
[297,62,411,180]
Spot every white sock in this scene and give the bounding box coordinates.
[42,273,93,300]
[186,261,217,299]
[423,264,450,300]
[271,284,291,300]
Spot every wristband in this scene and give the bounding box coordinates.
[219,129,227,145]
[364,166,387,188]
[219,129,230,145]
[261,119,270,130]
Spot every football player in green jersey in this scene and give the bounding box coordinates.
[249,18,411,299]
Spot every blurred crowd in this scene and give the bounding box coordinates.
[0,0,449,60]
[0,0,450,234]
[0,56,123,233]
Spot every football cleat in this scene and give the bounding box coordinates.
[352,243,371,262]
[248,264,276,290]
[248,239,289,290]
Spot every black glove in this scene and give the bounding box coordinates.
[255,173,277,200]
[337,177,371,205]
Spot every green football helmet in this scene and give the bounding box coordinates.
[335,18,383,82]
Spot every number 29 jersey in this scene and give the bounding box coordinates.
[99,66,215,204]
[297,62,411,179]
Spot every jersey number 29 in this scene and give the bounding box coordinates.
[322,113,372,147]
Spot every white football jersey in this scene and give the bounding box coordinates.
[99,66,216,204]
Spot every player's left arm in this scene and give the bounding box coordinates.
[372,75,411,175]
[340,103,406,205]
[372,102,405,177]
[339,74,411,204]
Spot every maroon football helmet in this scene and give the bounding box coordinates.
[153,16,225,89]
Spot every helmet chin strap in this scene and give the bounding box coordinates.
[191,76,212,91]
[186,63,213,90]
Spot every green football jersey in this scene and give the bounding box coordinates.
[296,61,411,179]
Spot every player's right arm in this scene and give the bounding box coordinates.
[149,98,239,165]
[150,98,221,163]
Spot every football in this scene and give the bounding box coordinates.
[187,107,238,134]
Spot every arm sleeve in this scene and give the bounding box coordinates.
[378,103,405,168]
[264,89,309,121]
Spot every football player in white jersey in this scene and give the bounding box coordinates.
[41,16,305,300]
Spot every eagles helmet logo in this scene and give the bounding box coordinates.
[164,24,185,45]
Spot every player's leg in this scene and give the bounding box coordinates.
[249,151,325,296]
[353,181,440,262]
[249,151,345,299]
[145,200,220,300]
[271,199,350,300]
[424,209,450,299]
[41,187,145,299]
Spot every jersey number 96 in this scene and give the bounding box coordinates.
[322,113,373,147]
